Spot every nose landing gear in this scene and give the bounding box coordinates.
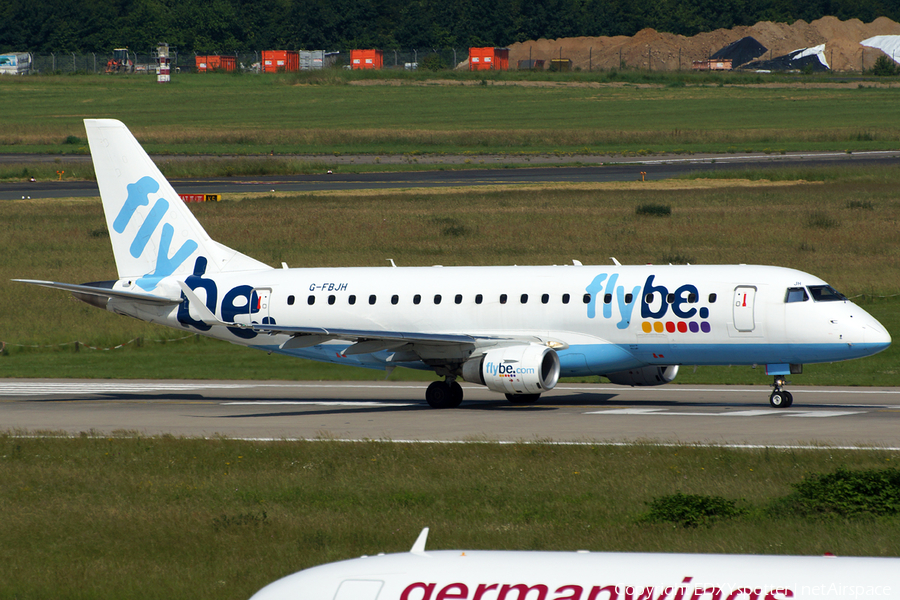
[769,377,793,408]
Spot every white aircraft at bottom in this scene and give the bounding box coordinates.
[250,528,899,600]
[15,120,891,408]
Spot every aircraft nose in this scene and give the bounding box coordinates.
[864,318,892,350]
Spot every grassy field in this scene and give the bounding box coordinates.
[1,73,900,157]
[2,166,897,385]
[0,436,897,600]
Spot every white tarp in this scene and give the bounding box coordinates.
[861,35,900,64]
[791,43,828,69]
[0,53,32,74]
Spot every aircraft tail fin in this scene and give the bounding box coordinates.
[84,119,270,291]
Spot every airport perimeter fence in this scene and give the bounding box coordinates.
[24,49,474,74]
[17,48,895,75]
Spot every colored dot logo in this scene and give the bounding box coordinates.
[642,321,711,333]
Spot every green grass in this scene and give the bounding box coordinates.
[1,168,897,384]
[0,437,897,600]
[1,74,900,156]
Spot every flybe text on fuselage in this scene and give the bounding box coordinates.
[584,273,712,334]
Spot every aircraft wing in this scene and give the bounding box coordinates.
[13,279,181,305]
[251,323,503,355]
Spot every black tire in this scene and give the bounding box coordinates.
[505,393,541,405]
[448,381,464,408]
[782,391,794,408]
[426,381,461,409]
[770,391,788,408]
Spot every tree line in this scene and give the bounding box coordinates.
[2,0,900,54]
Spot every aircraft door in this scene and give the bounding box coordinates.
[334,579,383,600]
[733,286,757,332]
[252,288,272,324]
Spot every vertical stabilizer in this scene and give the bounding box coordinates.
[85,119,270,290]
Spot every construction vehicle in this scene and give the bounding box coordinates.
[105,49,134,73]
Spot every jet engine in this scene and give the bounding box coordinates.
[461,345,560,395]
[605,365,679,387]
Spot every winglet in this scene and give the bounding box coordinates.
[410,527,429,554]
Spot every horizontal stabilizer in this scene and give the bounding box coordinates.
[13,279,180,305]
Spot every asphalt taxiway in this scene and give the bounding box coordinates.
[3,150,900,200]
[2,380,899,448]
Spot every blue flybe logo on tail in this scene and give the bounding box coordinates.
[116,177,198,290]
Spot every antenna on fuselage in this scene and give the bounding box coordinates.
[611,257,621,266]
[388,259,397,267]
[411,527,429,554]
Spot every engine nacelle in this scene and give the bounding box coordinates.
[462,345,560,395]
[605,365,679,387]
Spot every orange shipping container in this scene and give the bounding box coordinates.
[195,55,236,72]
[350,49,383,70]
[469,47,509,71]
[262,50,299,73]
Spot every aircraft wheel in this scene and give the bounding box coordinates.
[782,391,793,407]
[448,381,464,408]
[769,391,792,408]
[426,381,461,409]
[506,393,541,405]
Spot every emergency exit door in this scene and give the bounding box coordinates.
[733,286,757,332]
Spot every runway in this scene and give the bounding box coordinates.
[3,380,899,448]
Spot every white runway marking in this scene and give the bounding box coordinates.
[221,401,416,407]
[586,408,864,418]
[0,381,434,397]
[0,382,262,396]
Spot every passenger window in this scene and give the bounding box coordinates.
[434,294,442,305]
[708,293,717,303]
[520,294,528,304]
[645,293,654,303]
[582,293,591,304]
[391,295,399,305]
[307,295,315,305]
[500,294,507,304]
[455,294,463,304]
[348,295,356,305]
[368,295,376,305]
[328,295,336,305]
[785,287,809,303]
[541,294,549,304]
[625,293,633,303]
[475,294,483,305]
[688,293,697,303]
[413,294,421,305]
[666,293,675,304]
[808,285,847,302]
[562,294,570,304]
[604,293,612,304]
[287,295,295,306]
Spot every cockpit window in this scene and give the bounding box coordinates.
[808,285,848,302]
[785,287,809,303]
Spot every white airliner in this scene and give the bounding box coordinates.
[250,528,899,600]
[15,120,891,408]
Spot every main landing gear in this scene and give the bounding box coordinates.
[769,376,793,408]
[425,378,463,409]
[505,393,541,405]
[424,380,544,408]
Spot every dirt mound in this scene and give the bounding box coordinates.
[506,16,900,72]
